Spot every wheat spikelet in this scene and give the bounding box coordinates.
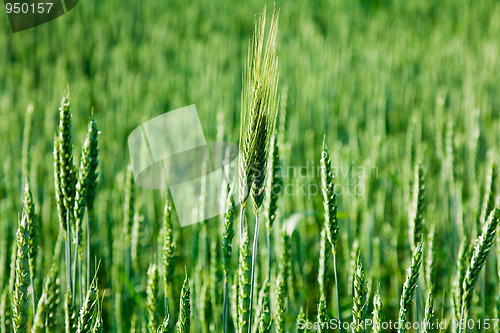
[176,276,191,333]
[422,292,435,333]
[372,287,383,333]
[162,198,175,310]
[222,186,235,281]
[398,243,423,333]
[256,280,271,333]
[316,296,328,333]
[409,163,425,250]
[13,214,29,333]
[352,261,368,333]
[320,142,338,253]
[57,92,76,231]
[65,289,76,333]
[237,219,251,333]
[461,208,499,313]
[157,316,169,333]
[238,5,280,208]
[147,263,159,333]
[77,283,98,333]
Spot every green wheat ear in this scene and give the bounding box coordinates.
[176,276,191,333]
[398,242,423,333]
[256,280,271,333]
[422,292,435,333]
[352,260,368,333]
[13,214,29,333]
[57,91,76,231]
[74,118,99,253]
[77,282,98,333]
[157,315,169,333]
[316,296,329,333]
[372,287,383,333]
[222,186,235,280]
[461,208,500,312]
[162,197,175,307]
[147,263,160,333]
[320,142,338,252]
[237,219,251,333]
[23,183,37,292]
[409,163,425,250]
[238,5,280,208]
[266,133,281,233]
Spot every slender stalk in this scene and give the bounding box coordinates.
[332,251,342,331]
[87,213,91,291]
[248,213,260,333]
[222,281,229,333]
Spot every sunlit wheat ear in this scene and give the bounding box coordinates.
[422,292,435,333]
[316,296,329,333]
[65,290,76,332]
[265,133,281,233]
[77,282,98,333]
[453,238,471,320]
[409,163,425,250]
[424,227,436,292]
[237,219,251,333]
[352,260,368,333]
[157,315,169,333]
[398,243,423,333]
[222,186,235,333]
[32,264,59,332]
[23,182,37,316]
[296,308,306,333]
[57,92,76,230]
[74,118,99,255]
[256,280,271,333]
[162,198,175,308]
[320,142,338,252]
[478,162,497,225]
[372,287,383,333]
[54,134,67,234]
[238,5,280,207]
[461,208,500,315]
[13,214,29,333]
[147,263,159,333]
[222,186,235,280]
[176,276,191,333]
